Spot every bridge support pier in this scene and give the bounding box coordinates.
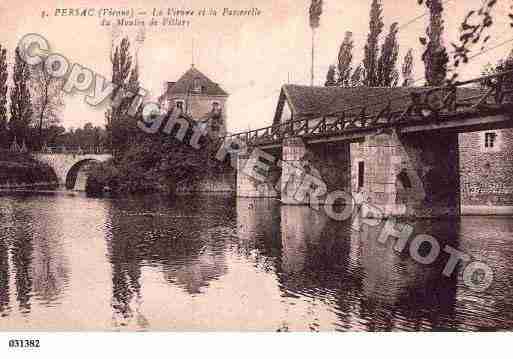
[236,152,278,198]
[281,137,310,205]
[362,129,460,218]
[281,137,351,205]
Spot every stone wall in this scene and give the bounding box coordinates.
[280,137,351,204]
[236,152,278,198]
[165,94,227,134]
[362,130,460,218]
[460,129,513,214]
[177,169,236,195]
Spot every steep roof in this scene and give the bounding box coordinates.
[273,84,486,126]
[165,66,228,97]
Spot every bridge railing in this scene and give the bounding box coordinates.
[38,146,110,155]
[228,69,513,146]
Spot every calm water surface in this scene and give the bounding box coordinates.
[0,192,512,331]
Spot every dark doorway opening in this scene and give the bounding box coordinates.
[358,161,365,190]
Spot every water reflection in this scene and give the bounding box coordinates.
[11,207,34,314]
[0,229,10,316]
[235,198,281,268]
[0,193,512,331]
[356,220,460,331]
[105,196,232,328]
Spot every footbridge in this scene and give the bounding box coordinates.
[229,70,513,218]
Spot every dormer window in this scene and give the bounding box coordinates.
[192,78,202,94]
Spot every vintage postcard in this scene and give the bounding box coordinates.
[0,0,512,343]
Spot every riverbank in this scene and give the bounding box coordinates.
[85,136,232,197]
[0,151,58,189]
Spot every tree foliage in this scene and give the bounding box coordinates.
[106,37,139,156]
[0,44,8,148]
[402,48,415,86]
[363,0,384,86]
[416,0,511,82]
[351,64,365,87]
[30,62,64,149]
[481,49,513,100]
[337,31,354,86]
[376,23,400,87]
[9,46,32,144]
[47,122,108,150]
[428,0,498,69]
[325,65,337,86]
[87,120,232,196]
[420,0,449,86]
[309,0,323,29]
[330,0,399,88]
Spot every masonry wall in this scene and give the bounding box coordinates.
[280,138,351,204]
[164,94,228,135]
[307,142,351,194]
[236,152,279,198]
[177,169,236,195]
[460,129,513,214]
[360,131,460,218]
[350,142,364,194]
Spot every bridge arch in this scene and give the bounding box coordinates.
[33,153,112,189]
[65,159,100,190]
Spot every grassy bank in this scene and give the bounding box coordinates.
[0,151,58,187]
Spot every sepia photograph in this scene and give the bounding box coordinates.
[0,0,512,354]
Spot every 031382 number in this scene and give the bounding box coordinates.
[8,339,40,348]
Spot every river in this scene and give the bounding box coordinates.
[0,192,512,331]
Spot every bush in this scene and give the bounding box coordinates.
[86,128,232,197]
[0,151,57,186]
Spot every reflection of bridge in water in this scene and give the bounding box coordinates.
[234,198,513,331]
[2,195,513,330]
[33,147,112,190]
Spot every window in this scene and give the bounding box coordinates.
[192,78,202,93]
[175,100,185,110]
[212,102,221,114]
[485,132,497,148]
[358,161,365,189]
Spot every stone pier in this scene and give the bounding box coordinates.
[363,129,460,218]
[236,152,279,198]
[280,137,351,205]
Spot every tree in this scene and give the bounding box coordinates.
[363,0,384,86]
[337,31,354,86]
[106,37,137,156]
[0,44,8,148]
[350,64,365,87]
[376,22,400,87]
[481,49,513,101]
[10,46,32,146]
[420,0,449,86]
[416,0,503,71]
[402,49,414,86]
[44,125,66,147]
[30,62,64,149]
[325,65,337,86]
[309,0,323,86]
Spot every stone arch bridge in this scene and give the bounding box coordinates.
[34,151,112,189]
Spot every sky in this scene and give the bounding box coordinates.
[1,0,512,132]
